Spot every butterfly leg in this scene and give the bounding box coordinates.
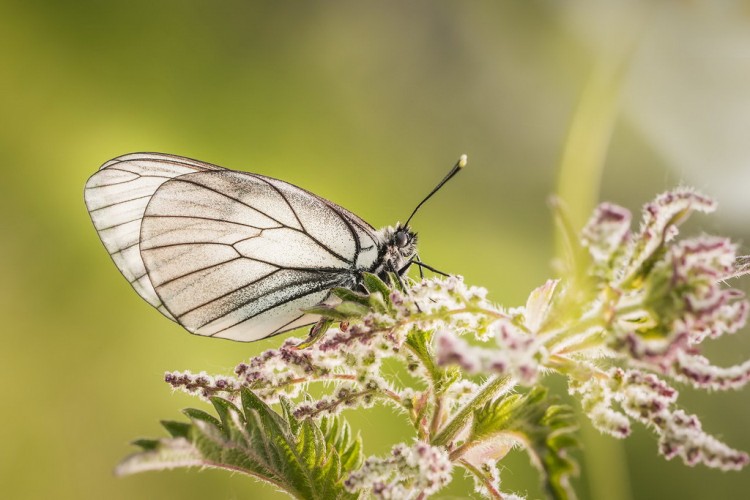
[412,260,450,277]
[390,260,411,291]
[407,258,450,308]
[390,261,423,313]
[414,253,425,279]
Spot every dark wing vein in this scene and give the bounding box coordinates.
[144,213,275,231]
[88,169,189,184]
[174,178,288,226]
[111,241,139,255]
[142,241,241,253]
[156,256,246,288]
[99,217,143,231]
[268,313,308,337]
[86,153,231,322]
[175,268,283,319]
[175,176,353,265]
[255,173,378,263]
[325,199,361,260]
[254,176,305,232]
[89,194,153,212]
[206,276,340,336]
[253,173,361,265]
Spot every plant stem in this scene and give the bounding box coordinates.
[448,441,471,461]
[581,423,633,500]
[459,459,503,499]
[304,388,378,418]
[431,375,514,447]
[398,306,511,330]
[429,395,444,439]
[541,310,606,351]
[263,374,403,406]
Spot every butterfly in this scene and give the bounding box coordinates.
[84,153,465,342]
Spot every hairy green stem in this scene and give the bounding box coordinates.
[459,459,503,499]
[430,395,444,439]
[541,308,607,350]
[431,375,514,447]
[399,306,510,330]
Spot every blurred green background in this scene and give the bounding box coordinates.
[1,1,749,498]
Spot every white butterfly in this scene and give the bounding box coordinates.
[84,152,464,341]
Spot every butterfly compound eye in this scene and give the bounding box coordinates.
[395,230,409,248]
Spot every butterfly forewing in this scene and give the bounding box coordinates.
[85,153,383,342]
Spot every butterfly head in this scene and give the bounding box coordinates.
[392,223,418,258]
[375,223,417,276]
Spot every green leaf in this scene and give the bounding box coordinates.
[131,438,160,451]
[331,287,371,306]
[361,273,391,299]
[279,396,302,435]
[465,387,580,500]
[334,301,372,318]
[385,271,406,292]
[116,436,205,477]
[160,420,191,439]
[538,405,580,498]
[306,300,371,321]
[295,318,334,349]
[321,415,362,472]
[471,393,524,441]
[182,407,221,428]
[367,291,389,313]
[117,388,362,500]
[305,305,356,321]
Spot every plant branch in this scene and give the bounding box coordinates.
[459,459,503,499]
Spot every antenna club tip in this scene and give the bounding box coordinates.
[458,154,468,168]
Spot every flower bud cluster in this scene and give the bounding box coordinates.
[230,325,401,403]
[668,237,747,343]
[443,379,480,410]
[559,189,750,471]
[568,369,631,439]
[615,236,749,364]
[344,442,452,498]
[430,280,559,386]
[672,351,750,390]
[293,378,384,419]
[401,276,499,336]
[622,189,716,278]
[316,316,402,355]
[164,370,241,402]
[577,189,750,389]
[233,338,331,401]
[572,368,749,470]
[617,368,748,470]
[434,323,543,385]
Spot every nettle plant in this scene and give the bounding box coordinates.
[117,189,750,499]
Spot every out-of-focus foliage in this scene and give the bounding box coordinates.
[1,1,748,499]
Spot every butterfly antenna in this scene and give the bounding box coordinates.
[404,154,467,227]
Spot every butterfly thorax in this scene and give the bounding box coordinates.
[367,224,418,281]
